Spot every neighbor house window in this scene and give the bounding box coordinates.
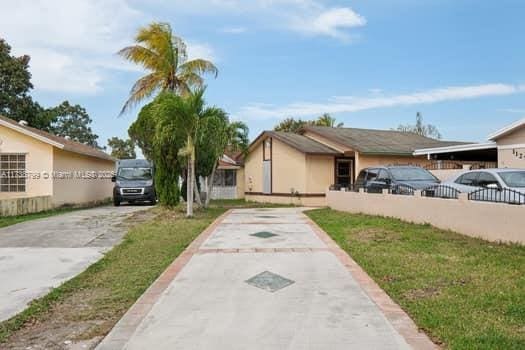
[213,169,237,187]
[0,154,26,192]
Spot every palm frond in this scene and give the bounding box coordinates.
[120,73,162,115]
[117,45,162,71]
[179,59,218,78]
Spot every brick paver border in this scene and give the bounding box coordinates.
[303,213,438,350]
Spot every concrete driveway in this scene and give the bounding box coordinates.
[0,205,152,322]
[98,208,435,350]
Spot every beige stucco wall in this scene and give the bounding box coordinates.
[244,140,264,193]
[327,190,525,244]
[0,125,53,199]
[245,194,326,207]
[306,155,334,193]
[271,138,307,194]
[52,148,114,206]
[496,128,525,168]
[236,167,245,199]
[495,127,525,145]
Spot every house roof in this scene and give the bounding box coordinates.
[0,115,115,162]
[249,131,342,155]
[302,126,467,156]
[413,142,497,156]
[488,117,525,141]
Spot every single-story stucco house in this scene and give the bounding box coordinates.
[243,126,465,206]
[0,115,115,214]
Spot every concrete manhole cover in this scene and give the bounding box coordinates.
[250,231,278,239]
[245,271,295,293]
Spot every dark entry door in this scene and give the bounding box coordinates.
[335,158,354,187]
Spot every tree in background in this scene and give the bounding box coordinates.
[397,112,441,139]
[107,137,136,159]
[118,22,218,114]
[46,101,102,148]
[274,113,344,133]
[1,38,101,145]
[0,39,46,128]
[316,113,344,128]
[128,102,156,160]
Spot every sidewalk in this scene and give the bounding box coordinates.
[97,208,435,350]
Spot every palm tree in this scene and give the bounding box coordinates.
[155,88,222,217]
[118,22,218,114]
[315,113,344,128]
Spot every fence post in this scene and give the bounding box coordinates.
[382,188,389,195]
[458,193,469,203]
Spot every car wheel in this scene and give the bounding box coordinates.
[113,199,120,207]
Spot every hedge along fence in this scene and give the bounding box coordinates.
[326,189,525,245]
[0,196,53,217]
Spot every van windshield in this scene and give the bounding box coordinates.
[389,168,437,181]
[118,167,152,180]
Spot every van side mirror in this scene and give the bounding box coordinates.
[111,176,116,183]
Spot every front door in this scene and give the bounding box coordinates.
[335,158,354,188]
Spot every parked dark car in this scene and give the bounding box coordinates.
[355,166,440,194]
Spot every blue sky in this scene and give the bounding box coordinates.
[2,0,524,148]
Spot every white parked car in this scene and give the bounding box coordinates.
[442,169,525,204]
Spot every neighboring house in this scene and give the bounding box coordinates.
[206,153,244,200]
[414,117,525,173]
[0,115,115,213]
[244,126,465,205]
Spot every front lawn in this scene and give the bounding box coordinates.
[306,208,525,349]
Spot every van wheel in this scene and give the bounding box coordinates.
[113,199,120,207]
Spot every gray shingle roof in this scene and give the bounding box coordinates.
[251,131,341,155]
[303,126,467,155]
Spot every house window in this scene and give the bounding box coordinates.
[335,158,354,186]
[0,154,26,192]
[213,169,237,187]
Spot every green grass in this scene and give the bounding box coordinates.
[0,204,228,343]
[306,208,525,350]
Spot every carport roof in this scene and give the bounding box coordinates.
[249,131,342,155]
[302,126,467,156]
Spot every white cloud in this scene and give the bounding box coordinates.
[0,0,216,94]
[291,7,366,39]
[239,84,525,120]
[186,42,217,62]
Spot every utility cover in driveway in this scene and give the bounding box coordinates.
[250,231,278,239]
[245,271,295,293]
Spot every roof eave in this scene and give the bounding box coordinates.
[0,118,64,149]
[488,118,525,141]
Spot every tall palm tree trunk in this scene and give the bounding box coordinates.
[186,136,195,217]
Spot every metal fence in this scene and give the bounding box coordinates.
[388,183,415,196]
[421,185,461,199]
[468,188,525,205]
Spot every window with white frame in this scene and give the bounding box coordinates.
[212,169,237,187]
[0,154,26,192]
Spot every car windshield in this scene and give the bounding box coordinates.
[118,167,152,180]
[498,171,525,188]
[389,168,437,181]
